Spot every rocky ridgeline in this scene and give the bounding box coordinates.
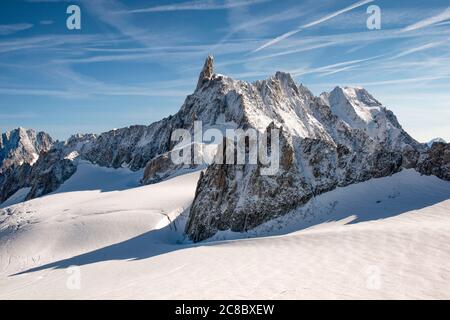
[0,128,53,202]
[417,142,450,181]
[1,57,449,242]
[0,128,53,172]
[184,58,428,241]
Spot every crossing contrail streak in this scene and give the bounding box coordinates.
[252,0,375,53]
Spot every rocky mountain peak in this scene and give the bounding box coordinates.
[1,128,53,171]
[330,86,381,107]
[0,128,54,203]
[417,141,450,181]
[196,55,214,90]
[274,71,295,84]
[427,137,447,148]
[183,58,433,242]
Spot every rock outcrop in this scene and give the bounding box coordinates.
[196,55,214,90]
[0,128,53,202]
[0,128,53,172]
[416,142,450,181]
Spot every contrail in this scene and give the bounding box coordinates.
[402,7,450,32]
[126,0,267,13]
[390,40,447,59]
[252,0,375,53]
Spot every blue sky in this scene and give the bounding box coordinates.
[0,0,449,142]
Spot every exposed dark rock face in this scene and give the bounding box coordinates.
[0,163,32,203]
[142,153,177,184]
[0,144,79,204]
[26,147,78,200]
[80,124,172,171]
[186,125,312,242]
[196,55,214,90]
[0,128,53,173]
[416,142,450,181]
[0,128,54,203]
[186,128,410,242]
[141,142,205,184]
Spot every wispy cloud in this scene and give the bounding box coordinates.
[0,112,39,120]
[212,0,323,50]
[226,5,309,34]
[402,7,450,32]
[213,26,450,71]
[125,0,267,13]
[0,63,193,99]
[0,84,190,99]
[390,40,447,59]
[80,0,151,46]
[436,20,450,27]
[291,56,381,77]
[0,34,116,54]
[357,75,450,86]
[27,0,189,49]
[0,23,33,35]
[317,65,358,77]
[39,20,54,25]
[252,0,374,53]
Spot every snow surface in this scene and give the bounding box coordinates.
[0,188,31,209]
[0,163,449,299]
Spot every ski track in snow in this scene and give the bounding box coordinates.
[0,162,449,299]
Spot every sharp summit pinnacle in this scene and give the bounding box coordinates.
[196,55,214,90]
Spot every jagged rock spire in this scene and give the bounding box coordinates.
[196,55,214,90]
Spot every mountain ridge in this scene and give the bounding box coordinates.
[0,57,448,242]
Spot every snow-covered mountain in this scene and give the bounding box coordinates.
[1,56,450,299]
[185,58,428,241]
[0,56,448,242]
[0,128,53,202]
[0,57,246,203]
[0,127,53,171]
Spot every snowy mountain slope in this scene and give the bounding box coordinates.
[0,162,201,277]
[208,169,450,241]
[0,160,143,208]
[0,168,449,299]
